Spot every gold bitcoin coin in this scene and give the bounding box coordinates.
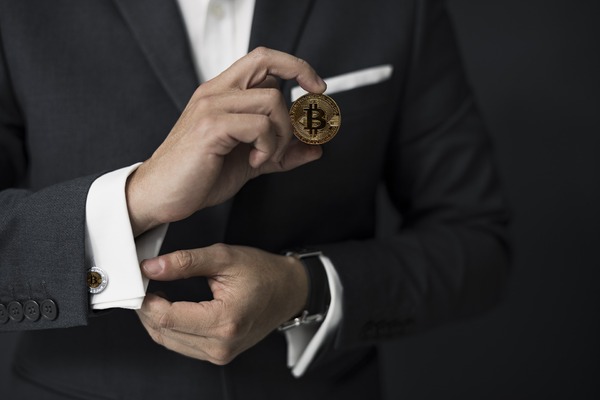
[289,93,341,145]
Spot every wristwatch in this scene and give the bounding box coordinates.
[278,250,331,332]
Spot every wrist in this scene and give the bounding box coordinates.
[284,255,310,319]
[125,166,160,237]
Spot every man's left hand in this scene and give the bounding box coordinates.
[136,244,308,364]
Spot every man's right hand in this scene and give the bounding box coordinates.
[125,47,326,236]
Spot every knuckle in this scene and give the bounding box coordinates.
[210,243,232,263]
[263,88,282,105]
[193,96,212,110]
[209,346,236,366]
[148,327,165,347]
[250,46,269,60]
[192,84,206,98]
[143,311,161,332]
[255,115,272,133]
[174,250,194,275]
[295,56,307,66]
[217,321,243,341]
[186,92,210,115]
[158,311,175,330]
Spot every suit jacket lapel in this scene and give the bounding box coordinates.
[249,0,315,55]
[113,0,315,111]
[113,0,198,112]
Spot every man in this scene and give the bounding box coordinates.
[0,0,509,398]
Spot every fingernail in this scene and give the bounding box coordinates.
[142,258,163,275]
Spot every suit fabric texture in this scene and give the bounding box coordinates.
[0,0,509,399]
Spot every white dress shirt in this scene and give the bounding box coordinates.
[85,0,342,377]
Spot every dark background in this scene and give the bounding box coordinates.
[379,0,600,399]
[1,0,599,398]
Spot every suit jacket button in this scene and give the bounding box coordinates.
[0,304,8,324]
[41,299,58,321]
[24,300,41,322]
[8,301,24,322]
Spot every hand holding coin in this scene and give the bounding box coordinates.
[126,47,326,236]
[290,93,341,145]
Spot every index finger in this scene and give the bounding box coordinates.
[213,47,327,94]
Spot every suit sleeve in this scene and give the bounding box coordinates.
[0,27,94,331]
[320,0,509,350]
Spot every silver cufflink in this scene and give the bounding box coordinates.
[87,267,108,294]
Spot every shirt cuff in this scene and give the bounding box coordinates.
[283,254,343,377]
[85,163,168,310]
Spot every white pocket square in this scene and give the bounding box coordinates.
[291,64,393,102]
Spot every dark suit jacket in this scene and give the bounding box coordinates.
[0,0,509,398]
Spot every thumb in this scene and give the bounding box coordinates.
[141,248,219,281]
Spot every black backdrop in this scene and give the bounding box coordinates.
[1,1,599,399]
[379,0,600,399]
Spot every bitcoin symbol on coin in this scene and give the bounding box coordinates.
[87,272,101,288]
[304,103,327,135]
[290,93,341,145]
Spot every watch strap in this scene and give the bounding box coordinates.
[299,252,331,316]
[278,250,331,332]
